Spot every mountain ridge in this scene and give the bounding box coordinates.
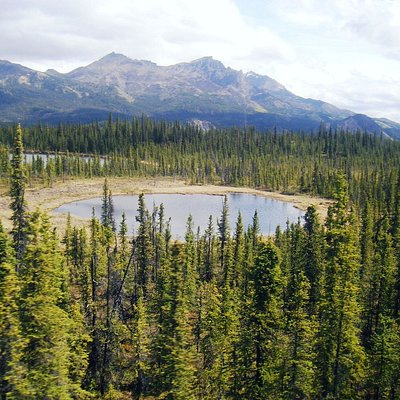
[0,53,399,139]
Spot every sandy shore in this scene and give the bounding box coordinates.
[0,177,332,233]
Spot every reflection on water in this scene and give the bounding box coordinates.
[54,193,304,238]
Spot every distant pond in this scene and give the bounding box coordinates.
[54,193,305,238]
[8,152,106,165]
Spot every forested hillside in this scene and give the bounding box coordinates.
[0,123,400,399]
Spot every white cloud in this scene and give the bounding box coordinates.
[244,0,400,122]
[0,0,293,72]
[275,0,400,59]
[1,0,399,122]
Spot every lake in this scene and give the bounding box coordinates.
[54,193,304,238]
[8,153,106,165]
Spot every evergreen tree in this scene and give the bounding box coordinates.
[283,222,317,399]
[217,195,231,283]
[131,291,151,399]
[2,119,400,398]
[157,244,197,399]
[303,205,324,311]
[317,174,365,399]
[0,220,29,399]
[196,281,222,399]
[233,212,245,288]
[360,200,376,344]
[365,215,398,399]
[135,194,153,297]
[183,215,198,304]
[202,216,216,283]
[19,211,77,399]
[369,317,400,400]
[246,240,284,399]
[10,124,27,261]
[86,210,107,393]
[392,173,400,318]
[101,179,115,231]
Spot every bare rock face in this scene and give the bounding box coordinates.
[0,53,399,139]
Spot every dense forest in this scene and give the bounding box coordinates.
[0,122,400,399]
[1,116,400,207]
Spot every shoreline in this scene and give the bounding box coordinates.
[0,177,332,233]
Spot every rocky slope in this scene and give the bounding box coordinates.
[1,53,399,139]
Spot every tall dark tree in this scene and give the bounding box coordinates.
[101,178,115,232]
[283,222,318,399]
[233,212,245,288]
[245,240,284,399]
[217,195,231,284]
[19,211,78,399]
[135,194,153,297]
[317,174,365,399]
[0,220,29,399]
[366,215,398,399]
[10,124,27,261]
[303,205,324,311]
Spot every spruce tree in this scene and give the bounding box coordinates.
[283,222,317,399]
[365,215,398,398]
[317,173,365,399]
[233,212,245,288]
[101,179,115,231]
[19,211,76,399]
[303,205,324,312]
[158,244,197,399]
[217,195,230,283]
[86,210,108,393]
[196,280,222,399]
[183,215,198,305]
[10,124,27,261]
[131,290,151,399]
[246,240,284,399]
[202,216,216,283]
[0,220,29,398]
[135,194,153,297]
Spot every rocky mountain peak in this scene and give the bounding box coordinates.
[45,68,62,77]
[189,56,226,71]
[1,54,399,139]
[96,52,156,67]
[102,51,129,60]
[245,71,287,93]
[0,60,32,76]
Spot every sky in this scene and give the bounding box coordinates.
[1,0,399,123]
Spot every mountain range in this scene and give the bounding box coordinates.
[1,52,399,139]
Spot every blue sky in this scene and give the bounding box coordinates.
[232,0,400,122]
[1,0,399,122]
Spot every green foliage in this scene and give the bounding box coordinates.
[10,124,27,260]
[318,174,366,399]
[245,240,285,399]
[282,222,318,399]
[0,220,30,399]
[19,211,78,399]
[1,120,400,212]
[1,124,400,399]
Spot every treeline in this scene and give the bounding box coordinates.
[1,126,400,399]
[1,117,400,209]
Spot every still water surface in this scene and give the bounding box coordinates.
[54,193,304,238]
